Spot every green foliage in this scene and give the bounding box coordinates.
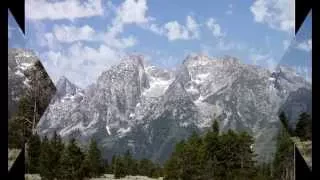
[26,133,41,173]
[295,112,312,140]
[59,138,85,180]
[212,119,220,135]
[81,138,104,178]
[273,114,294,180]
[50,131,65,178]
[8,116,24,148]
[114,156,126,178]
[39,136,54,180]
[163,120,265,180]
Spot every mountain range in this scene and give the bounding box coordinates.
[35,53,311,163]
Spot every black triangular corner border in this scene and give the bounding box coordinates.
[295,0,312,34]
[295,145,312,179]
[8,0,25,35]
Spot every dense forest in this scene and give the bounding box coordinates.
[9,83,311,179]
[26,132,163,180]
[23,111,311,180]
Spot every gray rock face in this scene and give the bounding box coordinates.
[8,48,56,120]
[37,54,311,163]
[280,87,312,128]
[8,49,37,119]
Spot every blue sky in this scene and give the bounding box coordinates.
[8,0,311,88]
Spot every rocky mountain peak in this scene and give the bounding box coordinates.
[37,53,311,164]
[183,53,214,67]
[55,76,80,99]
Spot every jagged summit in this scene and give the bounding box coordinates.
[37,54,311,163]
[119,54,148,69]
[183,53,214,66]
[55,76,80,99]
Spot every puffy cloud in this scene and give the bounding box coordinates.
[226,4,233,15]
[116,0,151,24]
[186,16,200,39]
[296,39,312,52]
[53,24,96,43]
[283,39,291,50]
[145,15,200,41]
[250,0,295,33]
[249,51,276,71]
[206,18,225,37]
[26,0,104,21]
[164,21,189,41]
[42,42,123,88]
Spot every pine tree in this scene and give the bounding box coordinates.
[111,154,117,173]
[84,138,103,177]
[26,133,41,173]
[130,158,139,176]
[273,124,294,180]
[39,136,54,180]
[8,116,25,148]
[182,132,203,180]
[163,140,186,180]
[123,150,134,175]
[59,138,85,180]
[50,131,64,177]
[114,156,126,178]
[212,119,220,135]
[235,131,257,179]
[295,112,312,140]
[102,158,110,174]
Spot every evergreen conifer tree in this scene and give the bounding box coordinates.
[27,133,41,173]
[59,138,85,180]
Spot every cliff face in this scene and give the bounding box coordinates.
[37,54,311,163]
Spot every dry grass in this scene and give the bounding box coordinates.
[25,174,41,180]
[90,174,163,180]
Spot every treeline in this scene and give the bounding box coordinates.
[111,151,163,178]
[24,110,311,180]
[26,132,163,180]
[163,120,269,180]
[272,112,312,179]
[288,112,312,141]
[162,111,311,180]
[27,132,104,180]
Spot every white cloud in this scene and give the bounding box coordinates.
[283,39,291,50]
[226,4,233,15]
[164,21,189,41]
[116,0,151,24]
[26,0,104,21]
[186,16,200,39]
[250,0,295,33]
[215,38,246,52]
[296,39,312,52]
[294,65,311,82]
[249,51,276,71]
[148,24,165,35]
[206,18,225,37]
[53,24,96,43]
[42,42,123,88]
[103,34,138,49]
[98,0,151,48]
[148,15,200,41]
